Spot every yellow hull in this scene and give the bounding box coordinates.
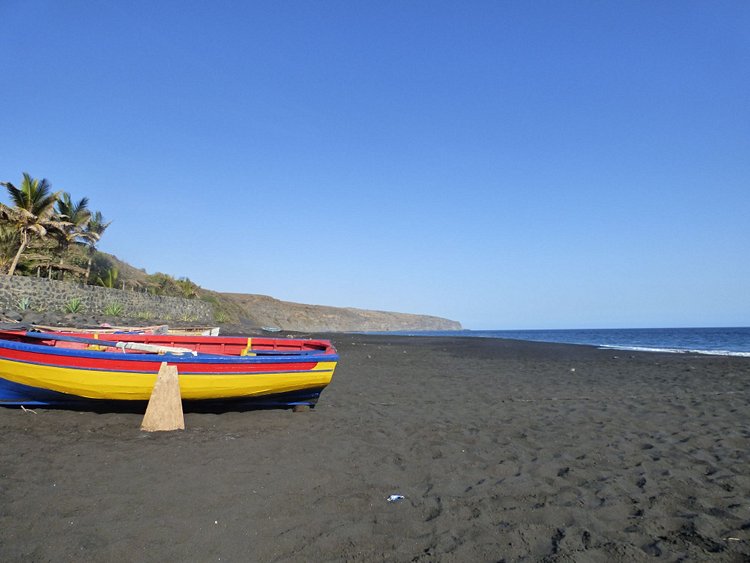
[0,358,337,401]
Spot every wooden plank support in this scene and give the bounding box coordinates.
[141,362,185,432]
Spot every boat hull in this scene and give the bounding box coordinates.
[0,377,327,409]
[0,334,337,409]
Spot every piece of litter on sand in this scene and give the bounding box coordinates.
[387,494,405,503]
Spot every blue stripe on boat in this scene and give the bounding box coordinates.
[0,376,327,408]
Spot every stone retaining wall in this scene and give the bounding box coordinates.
[0,275,213,322]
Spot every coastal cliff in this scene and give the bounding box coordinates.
[221,293,462,332]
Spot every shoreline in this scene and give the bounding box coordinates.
[357,327,750,358]
[1,333,749,560]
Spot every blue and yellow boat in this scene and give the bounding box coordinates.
[0,331,338,409]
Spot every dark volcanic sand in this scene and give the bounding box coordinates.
[1,334,749,561]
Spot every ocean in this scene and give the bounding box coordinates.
[371,327,750,357]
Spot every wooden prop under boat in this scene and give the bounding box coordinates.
[0,331,337,409]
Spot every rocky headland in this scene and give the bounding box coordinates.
[220,293,462,332]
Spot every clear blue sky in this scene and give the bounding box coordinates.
[2,1,748,329]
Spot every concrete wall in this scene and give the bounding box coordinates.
[0,275,213,322]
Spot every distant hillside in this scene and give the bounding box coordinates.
[220,293,462,332]
[88,252,462,332]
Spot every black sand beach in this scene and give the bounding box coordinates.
[1,334,749,561]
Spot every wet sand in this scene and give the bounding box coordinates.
[1,334,749,561]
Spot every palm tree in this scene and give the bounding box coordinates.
[83,210,111,282]
[0,173,63,276]
[54,192,91,278]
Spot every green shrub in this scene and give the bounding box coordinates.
[103,303,124,316]
[96,267,119,288]
[135,311,153,321]
[176,277,199,299]
[16,297,31,311]
[63,298,83,314]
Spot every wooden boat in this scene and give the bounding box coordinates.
[31,323,170,335]
[31,324,221,336]
[168,326,221,336]
[0,331,337,409]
